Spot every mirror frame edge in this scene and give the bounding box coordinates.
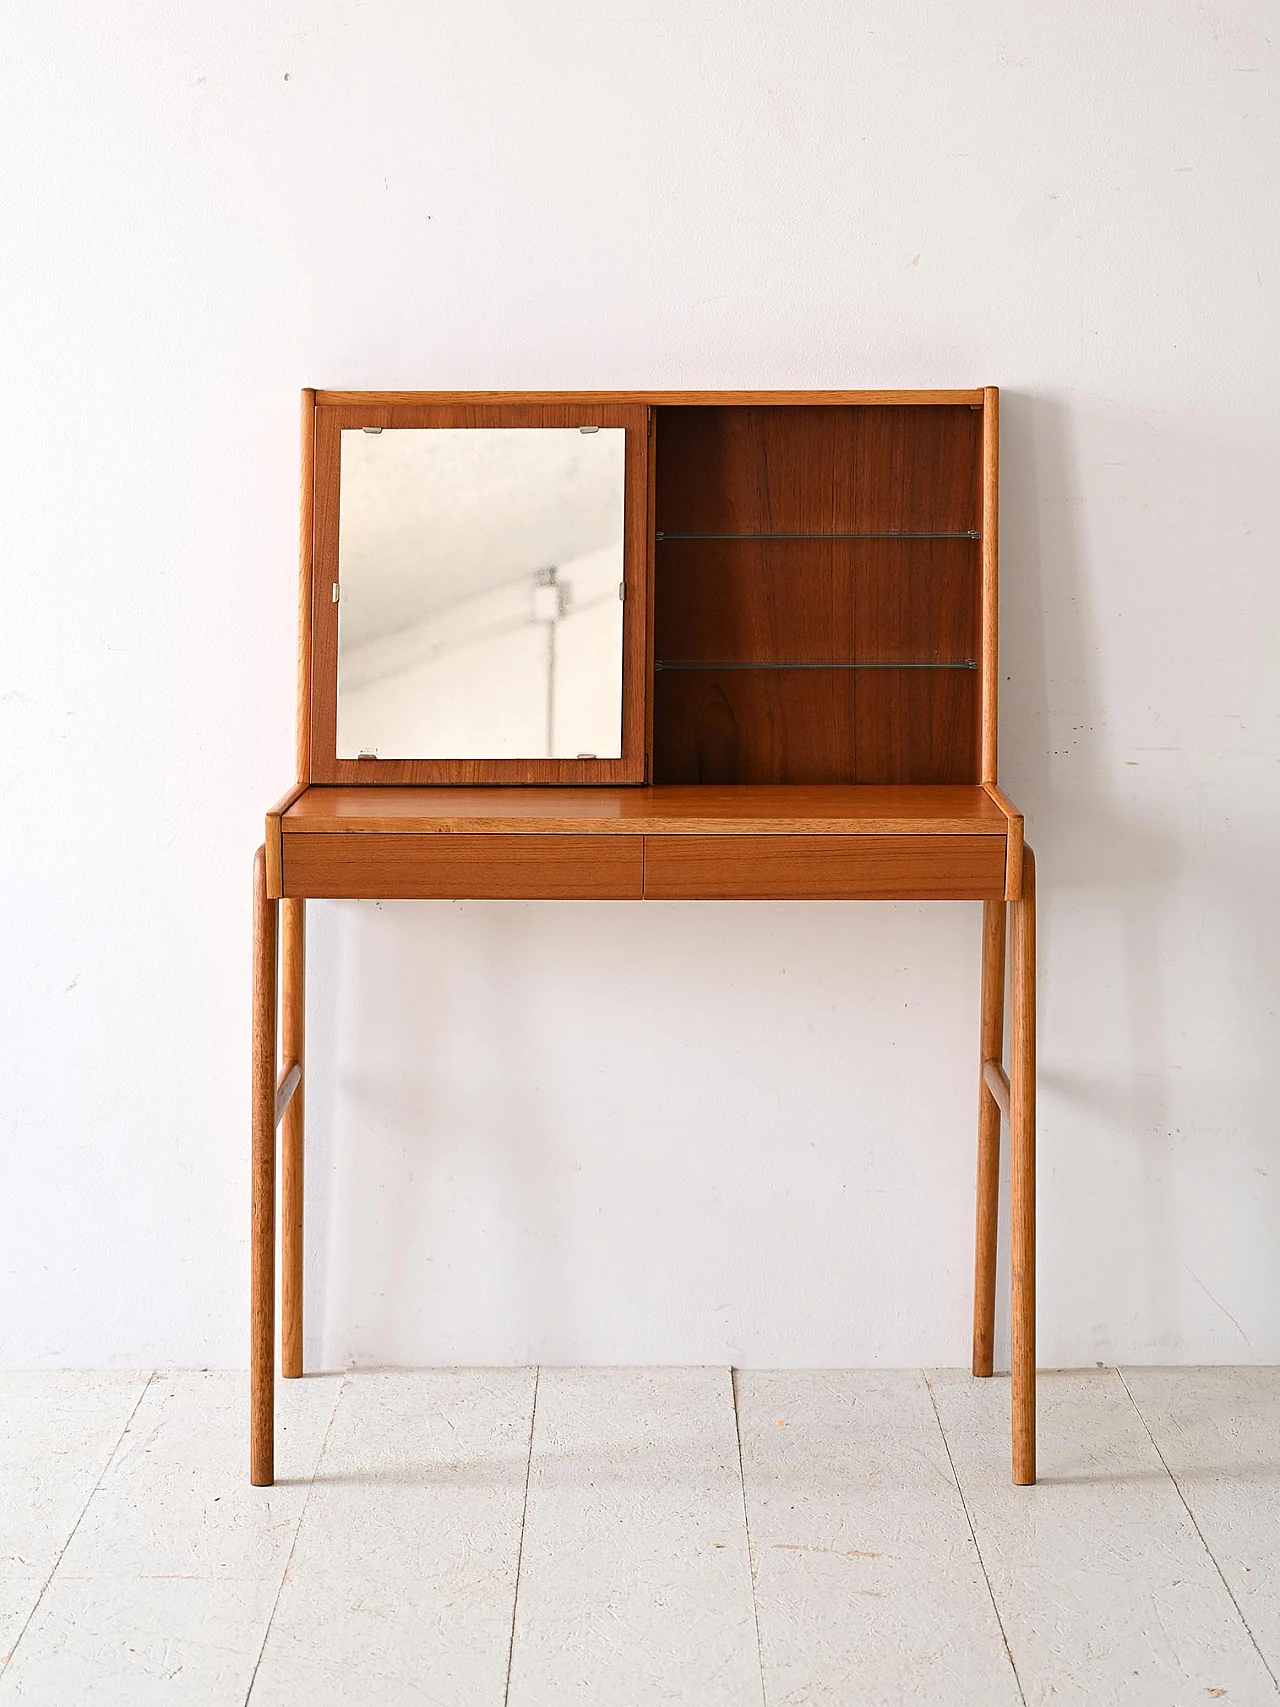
[300,394,650,787]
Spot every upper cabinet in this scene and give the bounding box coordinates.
[300,392,996,789]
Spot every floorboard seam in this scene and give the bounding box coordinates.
[730,1368,769,1707]
[502,1364,541,1707]
[243,1368,347,1707]
[1117,1366,1280,1695]
[0,1369,156,1679]
[923,1372,1027,1707]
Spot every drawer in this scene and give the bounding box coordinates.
[642,834,1006,900]
[283,833,643,899]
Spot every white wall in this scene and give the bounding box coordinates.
[2,2,1278,1371]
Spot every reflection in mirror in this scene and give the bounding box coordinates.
[336,427,626,760]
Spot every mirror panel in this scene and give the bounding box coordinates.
[336,426,626,760]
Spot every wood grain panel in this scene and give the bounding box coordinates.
[973,898,1008,1378]
[308,401,649,787]
[654,538,977,665]
[250,847,276,1486]
[832,406,980,535]
[983,779,1024,899]
[643,834,1006,900]
[280,897,305,1381]
[316,389,987,407]
[297,389,315,784]
[655,538,842,665]
[645,405,657,772]
[658,407,833,535]
[653,669,856,784]
[1010,846,1037,1483]
[655,405,980,535]
[850,538,979,665]
[981,386,1000,782]
[283,783,1011,836]
[264,781,308,899]
[852,668,980,784]
[282,833,643,899]
[653,666,979,785]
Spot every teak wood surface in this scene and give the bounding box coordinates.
[280,782,1008,836]
[641,833,1004,901]
[316,389,986,407]
[285,831,645,900]
[279,898,305,1380]
[278,786,1011,900]
[249,849,276,1487]
[254,387,1037,1489]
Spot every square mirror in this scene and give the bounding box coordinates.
[335,426,626,760]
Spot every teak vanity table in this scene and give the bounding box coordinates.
[252,388,1038,1486]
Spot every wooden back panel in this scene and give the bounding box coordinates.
[651,403,989,785]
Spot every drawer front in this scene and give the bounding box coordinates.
[643,834,1006,900]
[283,834,643,899]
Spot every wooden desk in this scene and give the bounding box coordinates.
[253,783,1036,1484]
[271,782,1018,899]
[252,386,1038,1489]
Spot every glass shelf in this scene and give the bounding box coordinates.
[655,530,980,542]
[654,660,978,672]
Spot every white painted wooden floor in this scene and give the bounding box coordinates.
[1,1370,1278,1705]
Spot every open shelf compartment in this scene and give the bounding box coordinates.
[651,402,986,785]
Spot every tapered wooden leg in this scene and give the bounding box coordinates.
[281,898,305,1379]
[973,899,1006,1377]
[251,847,278,1486]
[1010,847,1037,1485]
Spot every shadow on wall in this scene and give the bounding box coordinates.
[1000,391,1280,1363]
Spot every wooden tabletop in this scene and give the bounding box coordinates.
[282,784,1013,837]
